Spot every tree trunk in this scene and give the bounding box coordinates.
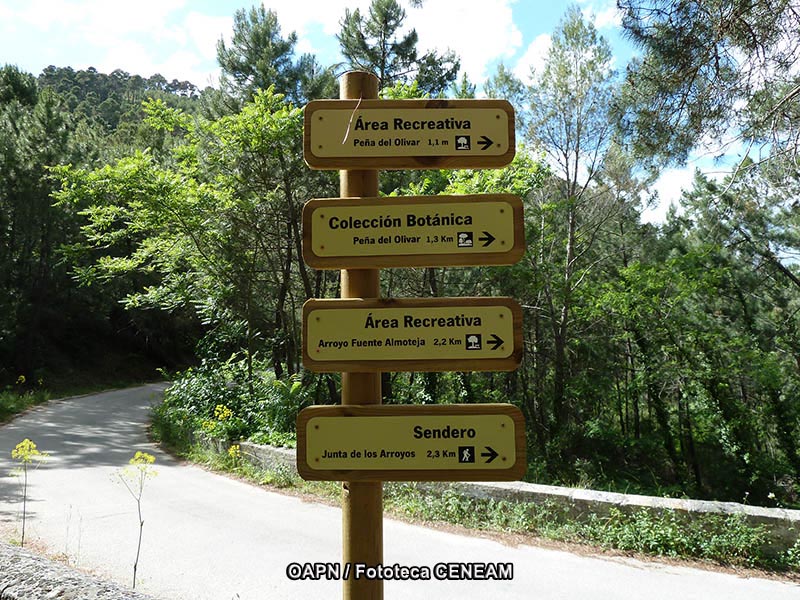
[552,204,577,436]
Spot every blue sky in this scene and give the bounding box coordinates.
[0,0,724,222]
[0,0,631,88]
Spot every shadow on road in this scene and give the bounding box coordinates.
[0,385,171,514]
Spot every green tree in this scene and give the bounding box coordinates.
[484,62,529,134]
[450,72,476,99]
[337,0,459,96]
[618,0,800,166]
[0,82,81,380]
[0,65,37,106]
[54,88,334,395]
[525,4,618,436]
[217,6,336,105]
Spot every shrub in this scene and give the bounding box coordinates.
[152,356,307,451]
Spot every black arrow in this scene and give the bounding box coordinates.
[481,446,499,463]
[488,333,504,351]
[478,231,495,247]
[478,135,493,151]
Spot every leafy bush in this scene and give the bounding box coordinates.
[0,384,50,423]
[382,484,788,570]
[582,509,770,566]
[152,356,308,451]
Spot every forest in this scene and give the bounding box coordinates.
[1,0,799,508]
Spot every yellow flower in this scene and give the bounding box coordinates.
[228,444,242,460]
[11,439,47,464]
[15,375,26,385]
[129,451,155,466]
[119,451,157,488]
[213,404,233,421]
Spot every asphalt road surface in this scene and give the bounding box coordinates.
[0,385,798,599]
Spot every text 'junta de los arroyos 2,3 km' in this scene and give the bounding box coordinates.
[296,404,527,482]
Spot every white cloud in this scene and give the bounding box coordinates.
[513,34,551,83]
[266,0,522,85]
[185,13,233,60]
[644,160,734,224]
[643,167,696,224]
[411,0,522,84]
[11,0,188,39]
[0,0,230,84]
[264,0,372,38]
[577,0,622,29]
[593,5,622,29]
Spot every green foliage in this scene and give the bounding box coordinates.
[337,0,459,96]
[152,357,311,452]
[385,485,788,569]
[53,87,323,378]
[217,6,335,104]
[2,4,800,519]
[0,65,37,106]
[786,538,800,569]
[0,62,202,389]
[584,509,770,567]
[0,385,50,423]
[618,0,800,165]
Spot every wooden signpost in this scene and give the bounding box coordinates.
[300,71,525,600]
[297,404,526,482]
[302,194,524,269]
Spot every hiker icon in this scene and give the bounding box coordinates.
[458,446,475,463]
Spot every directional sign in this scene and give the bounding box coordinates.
[302,297,522,373]
[302,194,525,269]
[303,99,515,170]
[296,404,526,481]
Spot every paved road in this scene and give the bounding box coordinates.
[0,385,798,600]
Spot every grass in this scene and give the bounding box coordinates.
[0,388,52,424]
[176,440,800,574]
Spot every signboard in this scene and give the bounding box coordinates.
[303,99,515,170]
[297,404,526,481]
[302,297,522,373]
[302,194,525,269]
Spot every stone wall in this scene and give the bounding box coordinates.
[237,441,800,555]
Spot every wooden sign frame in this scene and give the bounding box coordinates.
[297,404,527,482]
[302,297,523,373]
[303,99,515,170]
[302,194,525,269]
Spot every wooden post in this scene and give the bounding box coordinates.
[339,70,383,600]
